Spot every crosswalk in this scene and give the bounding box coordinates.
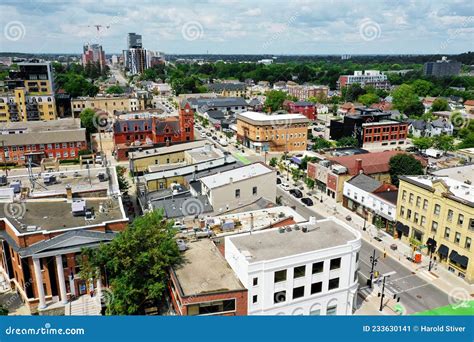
[418,269,439,282]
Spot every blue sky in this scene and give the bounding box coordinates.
[0,0,473,54]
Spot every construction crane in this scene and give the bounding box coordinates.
[88,24,110,34]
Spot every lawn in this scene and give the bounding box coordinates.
[414,301,474,315]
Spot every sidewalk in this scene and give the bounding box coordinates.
[288,178,474,297]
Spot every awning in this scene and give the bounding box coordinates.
[458,255,469,268]
[291,156,302,165]
[449,250,459,263]
[395,222,409,234]
[438,244,449,257]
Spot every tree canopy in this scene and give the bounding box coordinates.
[389,154,424,186]
[264,90,290,112]
[80,210,182,315]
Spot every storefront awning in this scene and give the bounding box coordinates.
[438,244,449,257]
[449,250,459,263]
[426,237,437,249]
[395,221,409,234]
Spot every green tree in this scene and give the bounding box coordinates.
[312,137,332,150]
[0,304,8,315]
[411,80,433,97]
[389,154,424,186]
[116,166,130,192]
[336,136,358,147]
[431,98,449,112]
[106,85,125,94]
[357,93,380,106]
[305,178,315,190]
[264,90,288,112]
[392,84,420,113]
[433,135,455,152]
[269,157,278,168]
[291,168,302,182]
[458,132,474,149]
[412,137,433,151]
[343,84,366,102]
[80,210,182,315]
[405,101,425,117]
[80,108,98,136]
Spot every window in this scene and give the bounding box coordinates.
[416,196,421,207]
[312,261,324,274]
[235,189,240,198]
[252,277,258,286]
[187,299,236,315]
[414,213,419,224]
[309,308,321,315]
[400,206,405,217]
[413,229,423,242]
[409,193,414,204]
[431,221,438,233]
[293,286,305,299]
[274,290,286,304]
[469,219,474,231]
[402,190,407,200]
[455,232,461,244]
[434,204,440,215]
[293,265,306,278]
[407,209,412,220]
[465,237,472,250]
[458,214,464,226]
[274,270,287,283]
[330,258,341,270]
[421,216,426,227]
[444,227,450,239]
[423,199,428,210]
[447,210,453,222]
[328,278,339,290]
[326,304,337,315]
[252,186,257,195]
[311,282,322,294]
[252,295,258,304]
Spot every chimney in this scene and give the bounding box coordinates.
[66,185,73,203]
[355,159,363,174]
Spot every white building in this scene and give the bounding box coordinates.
[225,217,361,315]
[200,162,276,213]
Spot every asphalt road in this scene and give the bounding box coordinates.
[277,185,450,314]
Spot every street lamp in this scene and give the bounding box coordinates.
[368,249,378,288]
[427,237,437,272]
[378,272,400,312]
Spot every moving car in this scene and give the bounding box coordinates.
[289,189,303,198]
[301,197,314,206]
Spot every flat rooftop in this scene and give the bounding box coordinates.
[186,146,223,163]
[173,239,244,297]
[6,198,125,234]
[431,165,474,184]
[130,140,209,160]
[200,162,273,190]
[0,118,81,132]
[237,111,309,124]
[228,217,359,262]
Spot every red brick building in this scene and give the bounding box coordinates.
[361,121,408,149]
[113,101,195,160]
[285,101,317,121]
[168,239,248,316]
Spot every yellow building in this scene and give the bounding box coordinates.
[236,111,310,153]
[396,175,473,283]
[71,96,144,117]
[0,88,57,122]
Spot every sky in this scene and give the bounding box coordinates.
[0,0,473,55]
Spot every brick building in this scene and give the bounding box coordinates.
[287,85,329,101]
[285,101,317,121]
[113,101,194,160]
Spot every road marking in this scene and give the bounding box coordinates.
[418,270,438,281]
[396,283,430,293]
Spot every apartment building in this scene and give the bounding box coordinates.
[396,175,473,283]
[0,119,86,165]
[207,83,247,97]
[82,43,106,71]
[361,121,408,150]
[337,70,390,90]
[236,111,310,153]
[287,84,329,101]
[225,217,361,315]
[71,95,144,117]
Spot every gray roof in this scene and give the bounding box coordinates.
[190,97,248,108]
[347,173,382,192]
[206,109,226,119]
[409,119,427,131]
[151,195,213,218]
[207,83,246,92]
[431,118,452,129]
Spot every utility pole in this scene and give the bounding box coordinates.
[368,249,378,288]
[379,275,387,312]
[428,237,436,272]
[1,140,7,176]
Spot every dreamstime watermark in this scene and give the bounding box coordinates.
[92,111,114,132]
[359,18,381,41]
[448,287,471,310]
[450,112,470,130]
[4,21,26,41]
[262,13,299,50]
[181,21,204,41]
[5,323,85,336]
[181,197,204,217]
[3,202,26,220]
[440,16,473,51]
[270,109,294,130]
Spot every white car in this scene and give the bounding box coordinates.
[200,132,207,138]
[280,183,291,191]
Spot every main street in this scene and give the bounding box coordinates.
[276,185,451,314]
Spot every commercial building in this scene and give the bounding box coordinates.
[0,167,129,311]
[396,175,473,283]
[337,70,390,90]
[169,239,248,316]
[285,101,317,121]
[236,111,310,153]
[287,84,329,101]
[4,61,55,94]
[343,173,398,233]
[423,57,461,77]
[113,101,194,160]
[127,32,142,49]
[0,119,87,165]
[124,48,147,75]
[200,162,276,213]
[225,217,361,315]
[71,95,143,117]
[82,43,106,71]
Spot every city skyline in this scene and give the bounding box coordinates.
[1,0,473,55]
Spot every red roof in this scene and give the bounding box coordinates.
[464,100,474,106]
[329,151,426,176]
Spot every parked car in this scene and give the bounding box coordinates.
[200,132,207,138]
[276,177,282,185]
[281,183,291,190]
[289,189,303,198]
[206,132,212,137]
[301,197,314,206]
[212,136,218,141]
